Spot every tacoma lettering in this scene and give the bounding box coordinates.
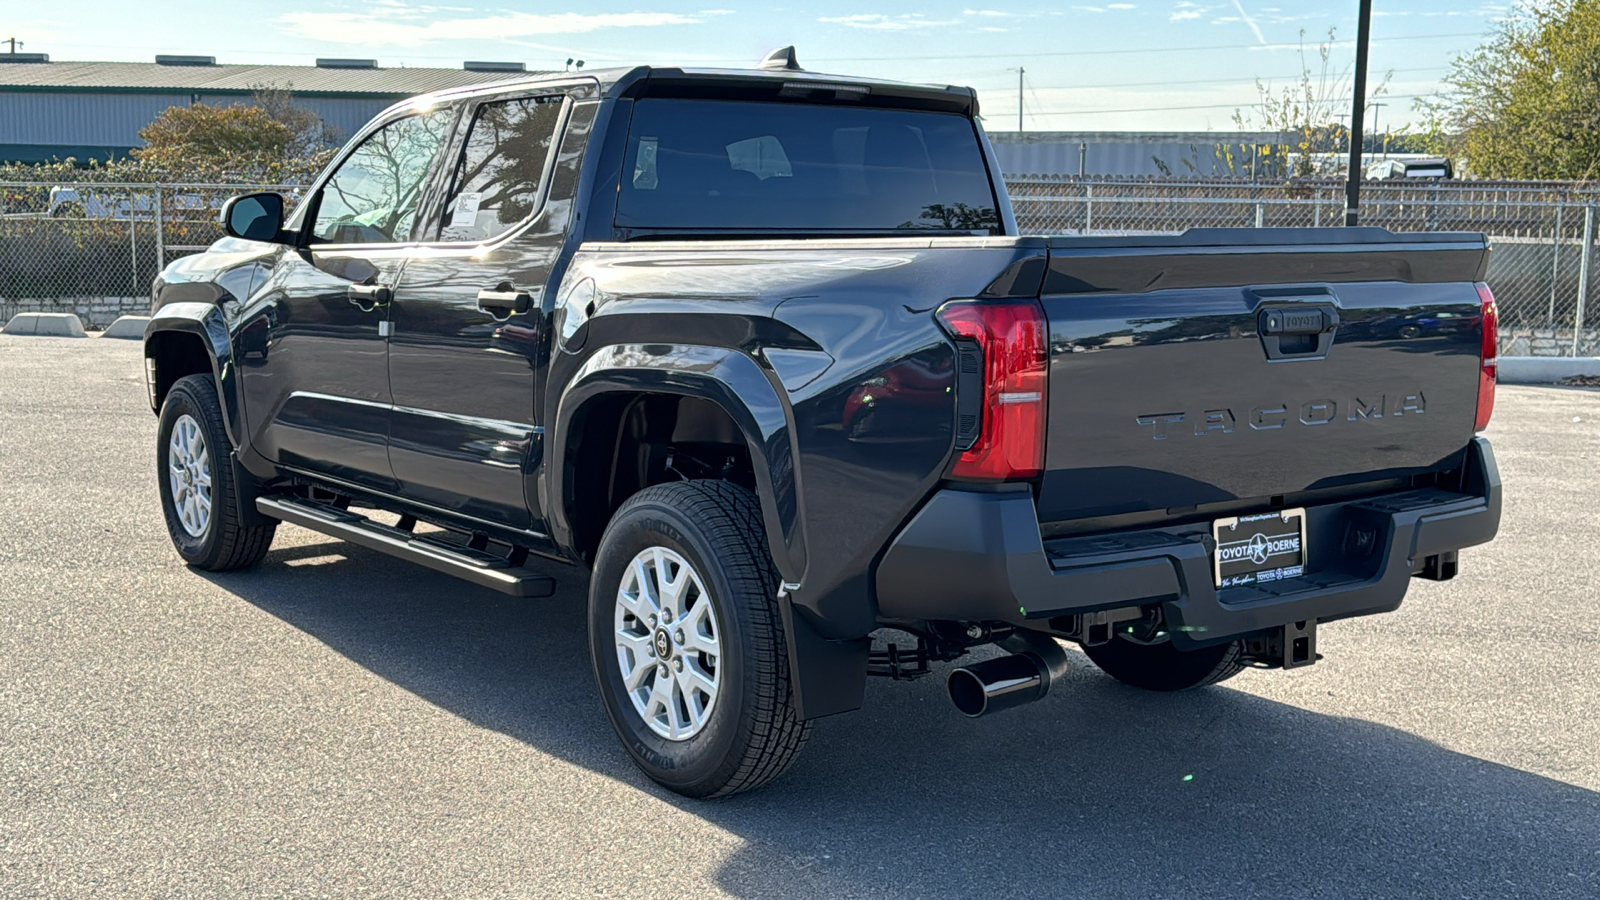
[1139,392,1427,438]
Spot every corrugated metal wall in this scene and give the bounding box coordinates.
[279,97,398,141]
[991,139,1280,178]
[0,93,180,145]
[0,92,398,152]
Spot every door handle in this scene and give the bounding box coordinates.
[477,285,532,316]
[347,282,392,312]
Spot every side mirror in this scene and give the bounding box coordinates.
[221,192,286,243]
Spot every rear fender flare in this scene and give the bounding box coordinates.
[550,343,805,582]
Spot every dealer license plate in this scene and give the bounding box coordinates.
[1212,509,1307,588]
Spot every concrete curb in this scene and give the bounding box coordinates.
[1499,356,1600,385]
[100,315,151,340]
[1,313,88,338]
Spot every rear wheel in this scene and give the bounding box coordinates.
[588,481,810,798]
[156,374,276,571]
[1083,638,1245,691]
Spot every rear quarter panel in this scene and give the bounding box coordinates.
[548,237,1047,637]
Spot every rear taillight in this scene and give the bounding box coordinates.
[935,299,1048,480]
[1475,282,1498,432]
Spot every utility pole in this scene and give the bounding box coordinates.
[1370,101,1387,158]
[1017,66,1025,132]
[2,37,21,53]
[1344,0,1373,226]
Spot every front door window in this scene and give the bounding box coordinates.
[312,108,455,244]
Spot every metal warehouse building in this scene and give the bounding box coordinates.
[987,130,1296,178]
[0,52,543,163]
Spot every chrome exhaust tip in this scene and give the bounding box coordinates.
[946,631,1071,718]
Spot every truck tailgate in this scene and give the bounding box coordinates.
[1036,228,1491,525]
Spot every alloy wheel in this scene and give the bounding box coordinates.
[613,546,723,740]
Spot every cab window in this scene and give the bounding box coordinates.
[436,96,565,243]
[311,108,455,244]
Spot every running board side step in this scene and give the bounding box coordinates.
[256,496,557,598]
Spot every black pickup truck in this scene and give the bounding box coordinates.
[143,51,1502,797]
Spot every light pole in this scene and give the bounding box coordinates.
[1017,67,1025,132]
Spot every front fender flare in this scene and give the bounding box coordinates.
[144,301,273,529]
[144,301,244,450]
[550,343,805,582]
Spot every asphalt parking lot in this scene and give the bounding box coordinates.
[1,334,1597,899]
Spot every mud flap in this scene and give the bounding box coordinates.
[231,451,275,529]
[778,595,870,720]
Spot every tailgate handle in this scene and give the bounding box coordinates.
[1258,304,1338,361]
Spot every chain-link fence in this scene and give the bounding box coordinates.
[1010,177,1600,357]
[3,177,1598,355]
[0,182,296,327]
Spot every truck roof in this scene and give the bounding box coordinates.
[415,62,980,117]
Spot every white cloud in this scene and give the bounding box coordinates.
[1170,2,1214,22]
[818,13,958,29]
[277,6,702,46]
[1107,3,1137,7]
[962,8,1011,15]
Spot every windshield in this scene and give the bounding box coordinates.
[616,99,1000,235]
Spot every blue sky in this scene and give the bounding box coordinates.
[10,1,1510,131]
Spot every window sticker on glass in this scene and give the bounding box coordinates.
[726,136,791,180]
[448,191,483,229]
[633,137,659,190]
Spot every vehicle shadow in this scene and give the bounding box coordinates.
[207,540,1600,899]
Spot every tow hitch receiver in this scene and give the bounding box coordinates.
[1242,620,1319,669]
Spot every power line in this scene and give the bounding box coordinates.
[1025,74,1047,130]
[972,65,1448,93]
[34,29,1489,68]
[1019,91,1430,118]
[801,30,1487,64]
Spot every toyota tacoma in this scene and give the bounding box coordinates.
[143,49,1502,797]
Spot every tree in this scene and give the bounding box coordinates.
[1226,29,1390,180]
[251,85,343,159]
[1422,0,1600,180]
[133,104,295,169]
[132,87,338,180]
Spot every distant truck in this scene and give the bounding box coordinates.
[1366,156,1454,180]
[142,49,1502,798]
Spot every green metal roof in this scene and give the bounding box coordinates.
[0,60,544,98]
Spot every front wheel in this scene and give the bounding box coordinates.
[588,481,810,798]
[1082,638,1245,691]
[156,374,276,571]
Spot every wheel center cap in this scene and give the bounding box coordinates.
[653,628,673,660]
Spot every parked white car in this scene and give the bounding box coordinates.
[47,186,219,220]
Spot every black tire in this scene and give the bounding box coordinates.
[588,480,810,798]
[156,374,276,571]
[1082,638,1246,692]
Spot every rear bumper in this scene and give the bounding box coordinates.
[875,438,1501,647]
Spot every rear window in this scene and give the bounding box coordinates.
[616,99,1000,234]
